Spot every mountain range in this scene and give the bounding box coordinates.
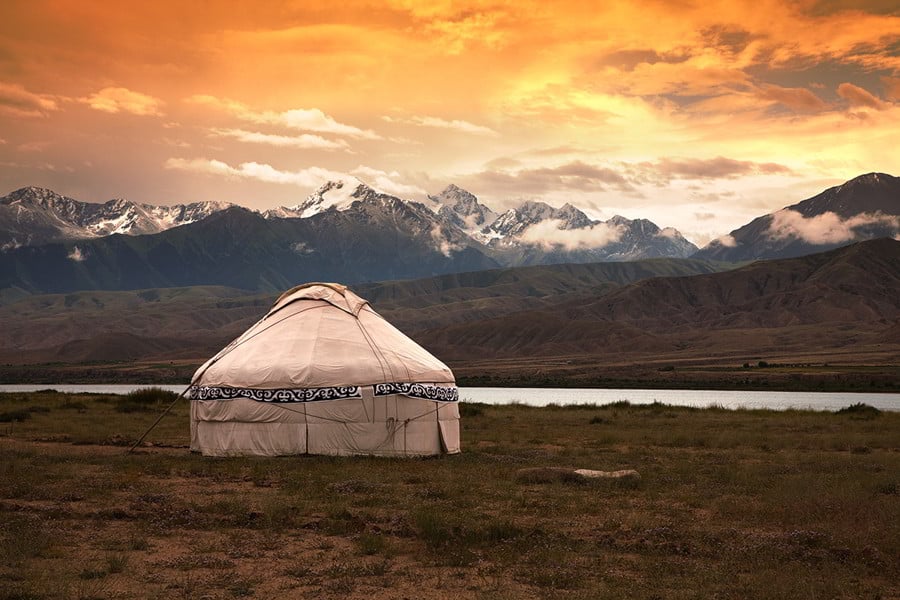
[0,179,700,294]
[0,172,897,296]
[0,186,231,250]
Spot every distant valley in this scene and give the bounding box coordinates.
[0,239,897,391]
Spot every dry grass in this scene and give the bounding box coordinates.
[1,391,898,599]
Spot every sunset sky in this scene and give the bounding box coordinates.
[1,0,898,246]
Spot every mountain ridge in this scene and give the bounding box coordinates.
[693,172,900,261]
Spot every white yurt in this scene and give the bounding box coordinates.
[188,283,460,457]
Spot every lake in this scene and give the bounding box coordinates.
[1,384,898,412]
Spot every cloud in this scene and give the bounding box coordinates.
[188,95,379,139]
[211,128,350,150]
[290,241,314,255]
[80,87,164,116]
[656,227,682,240]
[757,84,828,112]
[350,165,427,197]
[518,219,625,251]
[164,157,347,187]
[767,209,899,244]
[837,83,889,110]
[0,83,59,118]
[484,156,522,169]
[67,246,87,262]
[712,234,737,248]
[421,11,508,55]
[883,77,900,101]
[385,114,498,136]
[429,224,465,257]
[17,141,52,153]
[647,156,793,180]
[470,160,632,195]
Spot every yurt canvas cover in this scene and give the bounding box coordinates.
[188,283,460,457]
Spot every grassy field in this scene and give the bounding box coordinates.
[1,391,898,599]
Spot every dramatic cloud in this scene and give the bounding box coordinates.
[211,128,350,150]
[757,84,828,112]
[188,95,379,139]
[767,209,899,244]
[385,115,498,136]
[2,1,899,238]
[0,83,58,118]
[518,219,625,250]
[164,157,347,187]
[81,87,164,116]
[836,83,889,110]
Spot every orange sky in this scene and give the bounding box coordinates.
[1,0,899,245]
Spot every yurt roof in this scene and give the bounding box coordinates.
[192,283,454,389]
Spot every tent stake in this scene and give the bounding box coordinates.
[126,387,190,454]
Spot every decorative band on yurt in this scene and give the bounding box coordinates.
[373,383,458,402]
[188,383,459,403]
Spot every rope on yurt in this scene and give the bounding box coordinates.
[204,305,326,369]
[126,385,191,454]
[354,317,391,381]
[128,307,327,455]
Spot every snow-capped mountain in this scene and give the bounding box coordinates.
[477,199,696,262]
[0,181,698,267]
[0,186,231,249]
[428,184,498,233]
[486,201,594,239]
[263,178,369,220]
[694,172,900,261]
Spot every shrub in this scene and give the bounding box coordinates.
[117,387,179,413]
[835,403,881,419]
[124,387,179,405]
[356,532,387,556]
[458,402,484,417]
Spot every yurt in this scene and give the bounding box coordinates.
[188,283,460,457]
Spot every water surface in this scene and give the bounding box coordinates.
[1,384,897,412]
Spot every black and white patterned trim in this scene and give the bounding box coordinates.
[189,385,361,403]
[374,383,459,402]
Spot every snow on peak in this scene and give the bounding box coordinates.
[429,184,497,232]
[277,177,377,219]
